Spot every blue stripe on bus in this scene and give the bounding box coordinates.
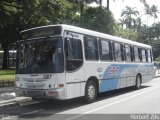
[99,63,153,92]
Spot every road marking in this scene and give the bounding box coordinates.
[18,109,43,117]
[65,85,160,120]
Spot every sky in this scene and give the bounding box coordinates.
[89,0,160,26]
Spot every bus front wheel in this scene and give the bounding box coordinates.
[84,80,97,103]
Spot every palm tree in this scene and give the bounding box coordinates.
[121,6,139,29]
[143,3,159,44]
[136,17,143,32]
[150,5,159,25]
[143,3,160,26]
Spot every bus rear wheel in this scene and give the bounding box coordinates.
[135,75,141,89]
[84,80,97,103]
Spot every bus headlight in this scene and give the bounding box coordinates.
[16,83,20,87]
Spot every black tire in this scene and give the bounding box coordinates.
[135,75,141,89]
[84,80,97,103]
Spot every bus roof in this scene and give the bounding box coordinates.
[21,24,151,49]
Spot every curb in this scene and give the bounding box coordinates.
[154,75,160,78]
[0,87,15,94]
[154,72,160,78]
[0,97,32,108]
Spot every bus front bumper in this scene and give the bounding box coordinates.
[15,87,65,100]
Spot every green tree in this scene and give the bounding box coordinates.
[66,0,100,24]
[115,26,138,41]
[0,0,48,69]
[39,0,78,24]
[82,7,115,34]
[117,18,125,29]
[0,0,76,69]
[142,3,159,44]
[143,3,159,26]
[121,6,139,29]
[150,5,159,24]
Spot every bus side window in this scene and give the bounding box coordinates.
[109,41,113,60]
[125,44,131,62]
[121,44,125,61]
[65,37,83,72]
[113,42,122,62]
[112,42,115,61]
[130,46,134,62]
[142,49,147,63]
[148,49,152,63]
[150,50,153,62]
[145,50,148,62]
[134,46,139,63]
[99,39,112,61]
[138,48,142,62]
[84,36,99,61]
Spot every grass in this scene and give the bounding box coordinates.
[0,70,15,75]
[0,75,15,81]
[0,70,15,81]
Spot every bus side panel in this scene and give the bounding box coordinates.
[99,63,153,92]
[84,62,119,92]
[120,64,135,87]
[99,79,118,92]
[146,63,154,82]
[99,63,135,92]
[84,62,136,93]
[84,62,153,93]
[141,63,154,83]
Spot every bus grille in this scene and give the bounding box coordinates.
[25,84,45,89]
[35,78,46,82]
[22,78,46,82]
[22,78,34,82]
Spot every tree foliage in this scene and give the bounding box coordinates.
[114,25,138,41]
[0,0,116,69]
[121,6,139,29]
[0,0,76,69]
[1,0,160,69]
[82,6,115,34]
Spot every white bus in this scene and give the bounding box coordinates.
[15,24,154,103]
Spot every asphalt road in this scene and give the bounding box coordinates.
[1,77,160,120]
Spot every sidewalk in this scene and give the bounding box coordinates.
[0,87,31,108]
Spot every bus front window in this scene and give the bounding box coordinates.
[16,37,64,74]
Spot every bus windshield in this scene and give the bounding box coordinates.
[16,37,64,74]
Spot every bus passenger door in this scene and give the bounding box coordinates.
[64,32,85,99]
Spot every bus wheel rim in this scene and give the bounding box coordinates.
[88,85,95,99]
